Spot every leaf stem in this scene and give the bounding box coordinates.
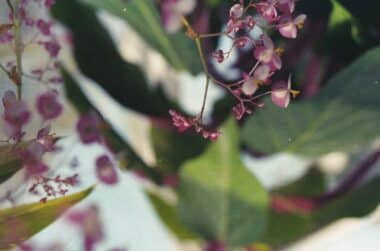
[10,0,23,100]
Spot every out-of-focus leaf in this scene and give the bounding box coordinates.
[147,192,198,240]
[0,187,93,248]
[314,176,380,226]
[261,169,325,246]
[52,0,177,117]
[62,70,161,182]
[329,0,353,29]
[178,118,268,246]
[261,211,313,246]
[242,47,380,157]
[273,168,326,197]
[0,144,22,184]
[81,0,201,75]
[151,125,207,174]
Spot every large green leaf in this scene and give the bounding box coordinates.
[147,192,197,240]
[178,118,268,246]
[0,187,93,248]
[52,0,176,117]
[242,47,380,157]
[81,0,201,75]
[151,125,207,174]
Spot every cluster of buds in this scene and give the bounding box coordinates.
[161,0,305,140]
[169,109,221,141]
[28,174,79,203]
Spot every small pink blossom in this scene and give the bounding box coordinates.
[277,0,296,14]
[169,109,191,132]
[36,91,63,120]
[254,35,282,70]
[44,0,56,8]
[256,0,278,22]
[278,14,307,39]
[95,155,118,185]
[76,113,102,144]
[36,19,52,36]
[67,205,104,251]
[271,76,297,108]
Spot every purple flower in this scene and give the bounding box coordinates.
[229,3,244,21]
[256,0,278,22]
[44,0,56,8]
[2,90,30,126]
[278,14,307,39]
[254,35,282,70]
[76,113,102,144]
[232,103,252,120]
[95,155,118,185]
[161,0,196,33]
[40,40,61,58]
[169,109,191,132]
[36,91,63,120]
[36,19,52,36]
[271,75,300,109]
[277,0,296,14]
[67,205,104,251]
[36,126,57,152]
[241,65,271,96]
[16,141,49,175]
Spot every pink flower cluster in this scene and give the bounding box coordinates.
[162,1,305,140]
[169,109,221,141]
[214,0,305,120]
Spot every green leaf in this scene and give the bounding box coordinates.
[261,169,325,246]
[151,125,207,174]
[0,187,93,248]
[81,0,201,75]
[329,0,353,29]
[0,144,22,184]
[52,0,176,116]
[178,118,268,246]
[242,47,380,157]
[147,192,198,240]
[314,176,380,226]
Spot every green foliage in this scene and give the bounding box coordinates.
[0,187,93,248]
[147,192,198,240]
[242,47,380,157]
[151,125,207,174]
[0,144,23,184]
[314,176,380,226]
[178,118,268,246]
[52,0,177,117]
[81,0,201,75]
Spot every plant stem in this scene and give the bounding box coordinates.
[313,149,380,205]
[199,77,210,121]
[10,0,23,100]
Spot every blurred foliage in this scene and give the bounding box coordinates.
[178,118,268,247]
[81,0,202,75]
[151,125,208,175]
[0,144,23,184]
[0,187,93,249]
[147,192,198,240]
[52,0,178,117]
